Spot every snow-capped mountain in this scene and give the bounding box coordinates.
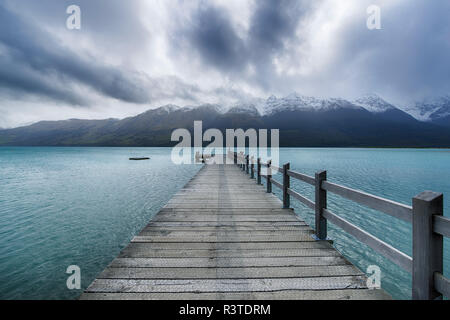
[153,104,180,114]
[220,92,409,117]
[225,93,448,126]
[402,99,442,122]
[182,103,227,114]
[153,93,449,127]
[226,103,260,116]
[261,93,362,116]
[353,94,397,113]
[403,96,450,125]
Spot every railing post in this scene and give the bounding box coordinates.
[246,155,249,174]
[250,157,255,179]
[266,160,272,193]
[283,163,290,209]
[238,152,241,169]
[412,191,444,300]
[314,171,327,240]
[257,158,261,185]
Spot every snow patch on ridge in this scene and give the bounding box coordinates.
[353,94,395,113]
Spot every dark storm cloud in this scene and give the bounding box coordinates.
[183,4,247,72]
[0,56,88,106]
[177,1,310,87]
[0,2,151,105]
[247,0,311,88]
[249,0,307,56]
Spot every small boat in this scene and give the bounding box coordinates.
[129,157,150,161]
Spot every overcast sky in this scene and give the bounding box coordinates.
[0,0,449,127]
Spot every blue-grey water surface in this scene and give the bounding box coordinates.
[0,147,201,299]
[0,147,449,299]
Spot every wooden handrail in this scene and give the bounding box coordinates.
[433,215,450,238]
[231,152,449,299]
[434,272,450,299]
[322,181,412,223]
[287,170,315,186]
[270,178,283,190]
[270,165,284,173]
[287,188,315,210]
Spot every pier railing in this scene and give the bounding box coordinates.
[227,151,450,300]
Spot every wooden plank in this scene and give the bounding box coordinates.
[81,289,391,300]
[159,208,295,213]
[132,234,315,243]
[156,213,295,219]
[138,230,313,237]
[145,222,307,227]
[141,226,311,232]
[118,248,340,258]
[163,205,287,209]
[167,196,282,200]
[152,216,301,222]
[98,265,363,279]
[120,241,332,250]
[109,256,352,268]
[85,276,368,293]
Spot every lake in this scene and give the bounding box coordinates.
[0,147,448,299]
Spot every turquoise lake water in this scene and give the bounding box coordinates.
[0,147,449,299]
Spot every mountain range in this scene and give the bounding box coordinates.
[1,93,450,147]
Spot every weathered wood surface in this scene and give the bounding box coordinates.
[81,160,390,300]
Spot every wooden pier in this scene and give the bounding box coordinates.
[81,155,393,300]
